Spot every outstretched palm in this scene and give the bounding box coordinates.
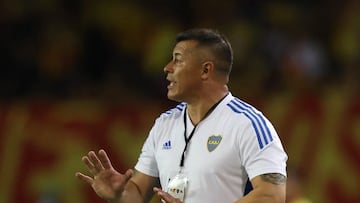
[76,150,133,201]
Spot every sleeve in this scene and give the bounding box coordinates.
[134,118,160,177]
[239,117,288,180]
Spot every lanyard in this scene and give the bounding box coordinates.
[180,111,198,168]
[179,94,228,168]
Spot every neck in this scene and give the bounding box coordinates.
[187,90,228,125]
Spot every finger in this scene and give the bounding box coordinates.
[153,187,179,203]
[153,187,165,202]
[88,151,104,171]
[82,156,97,174]
[98,149,113,169]
[75,172,93,185]
[153,187,162,193]
[153,187,171,202]
[159,192,172,202]
[157,190,182,203]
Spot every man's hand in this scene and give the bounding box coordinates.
[75,149,133,201]
[153,187,183,203]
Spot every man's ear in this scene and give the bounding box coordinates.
[201,61,213,79]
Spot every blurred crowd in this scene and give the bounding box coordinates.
[0,1,359,203]
[0,0,359,101]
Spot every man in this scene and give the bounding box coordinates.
[76,28,288,203]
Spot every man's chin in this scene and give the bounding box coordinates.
[167,93,181,102]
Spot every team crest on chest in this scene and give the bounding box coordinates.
[207,135,222,152]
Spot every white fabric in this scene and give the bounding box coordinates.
[135,92,287,203]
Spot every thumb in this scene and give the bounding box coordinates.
[124,169,134,180]
[111,169,134,189]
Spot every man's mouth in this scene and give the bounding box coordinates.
[168,81,176,88]
[166,77,176,88]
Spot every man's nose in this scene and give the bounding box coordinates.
[164,61,173,73]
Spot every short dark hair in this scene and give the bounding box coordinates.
[176,28,233,77]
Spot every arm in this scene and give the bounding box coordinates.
[234,173,287,203]
[152,173,286,203]
[124,170,160,203]
[75,149,160,203]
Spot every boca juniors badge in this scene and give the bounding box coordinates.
[207,135,222,152]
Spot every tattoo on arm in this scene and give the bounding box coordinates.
[260,173,287,185]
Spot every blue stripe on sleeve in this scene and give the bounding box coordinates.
[231,100,270,145]
[227,98,274,149]
[227,103,264,149]
[235,98,273,142]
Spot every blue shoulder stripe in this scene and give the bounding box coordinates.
[164,102,186,115]
[234,98,273,143]
[227,99,273,149]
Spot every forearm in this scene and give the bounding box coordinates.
[234,185,286,203]
[108,180,144,203]
[235,174,286,203]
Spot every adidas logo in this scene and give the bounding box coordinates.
[162,140,172,149]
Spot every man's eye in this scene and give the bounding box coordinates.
[174,58,182,64]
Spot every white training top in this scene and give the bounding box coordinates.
[135,92,287,203]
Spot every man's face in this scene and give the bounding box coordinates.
[164,40,204,102]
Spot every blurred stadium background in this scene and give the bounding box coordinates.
[0,0,359,202]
